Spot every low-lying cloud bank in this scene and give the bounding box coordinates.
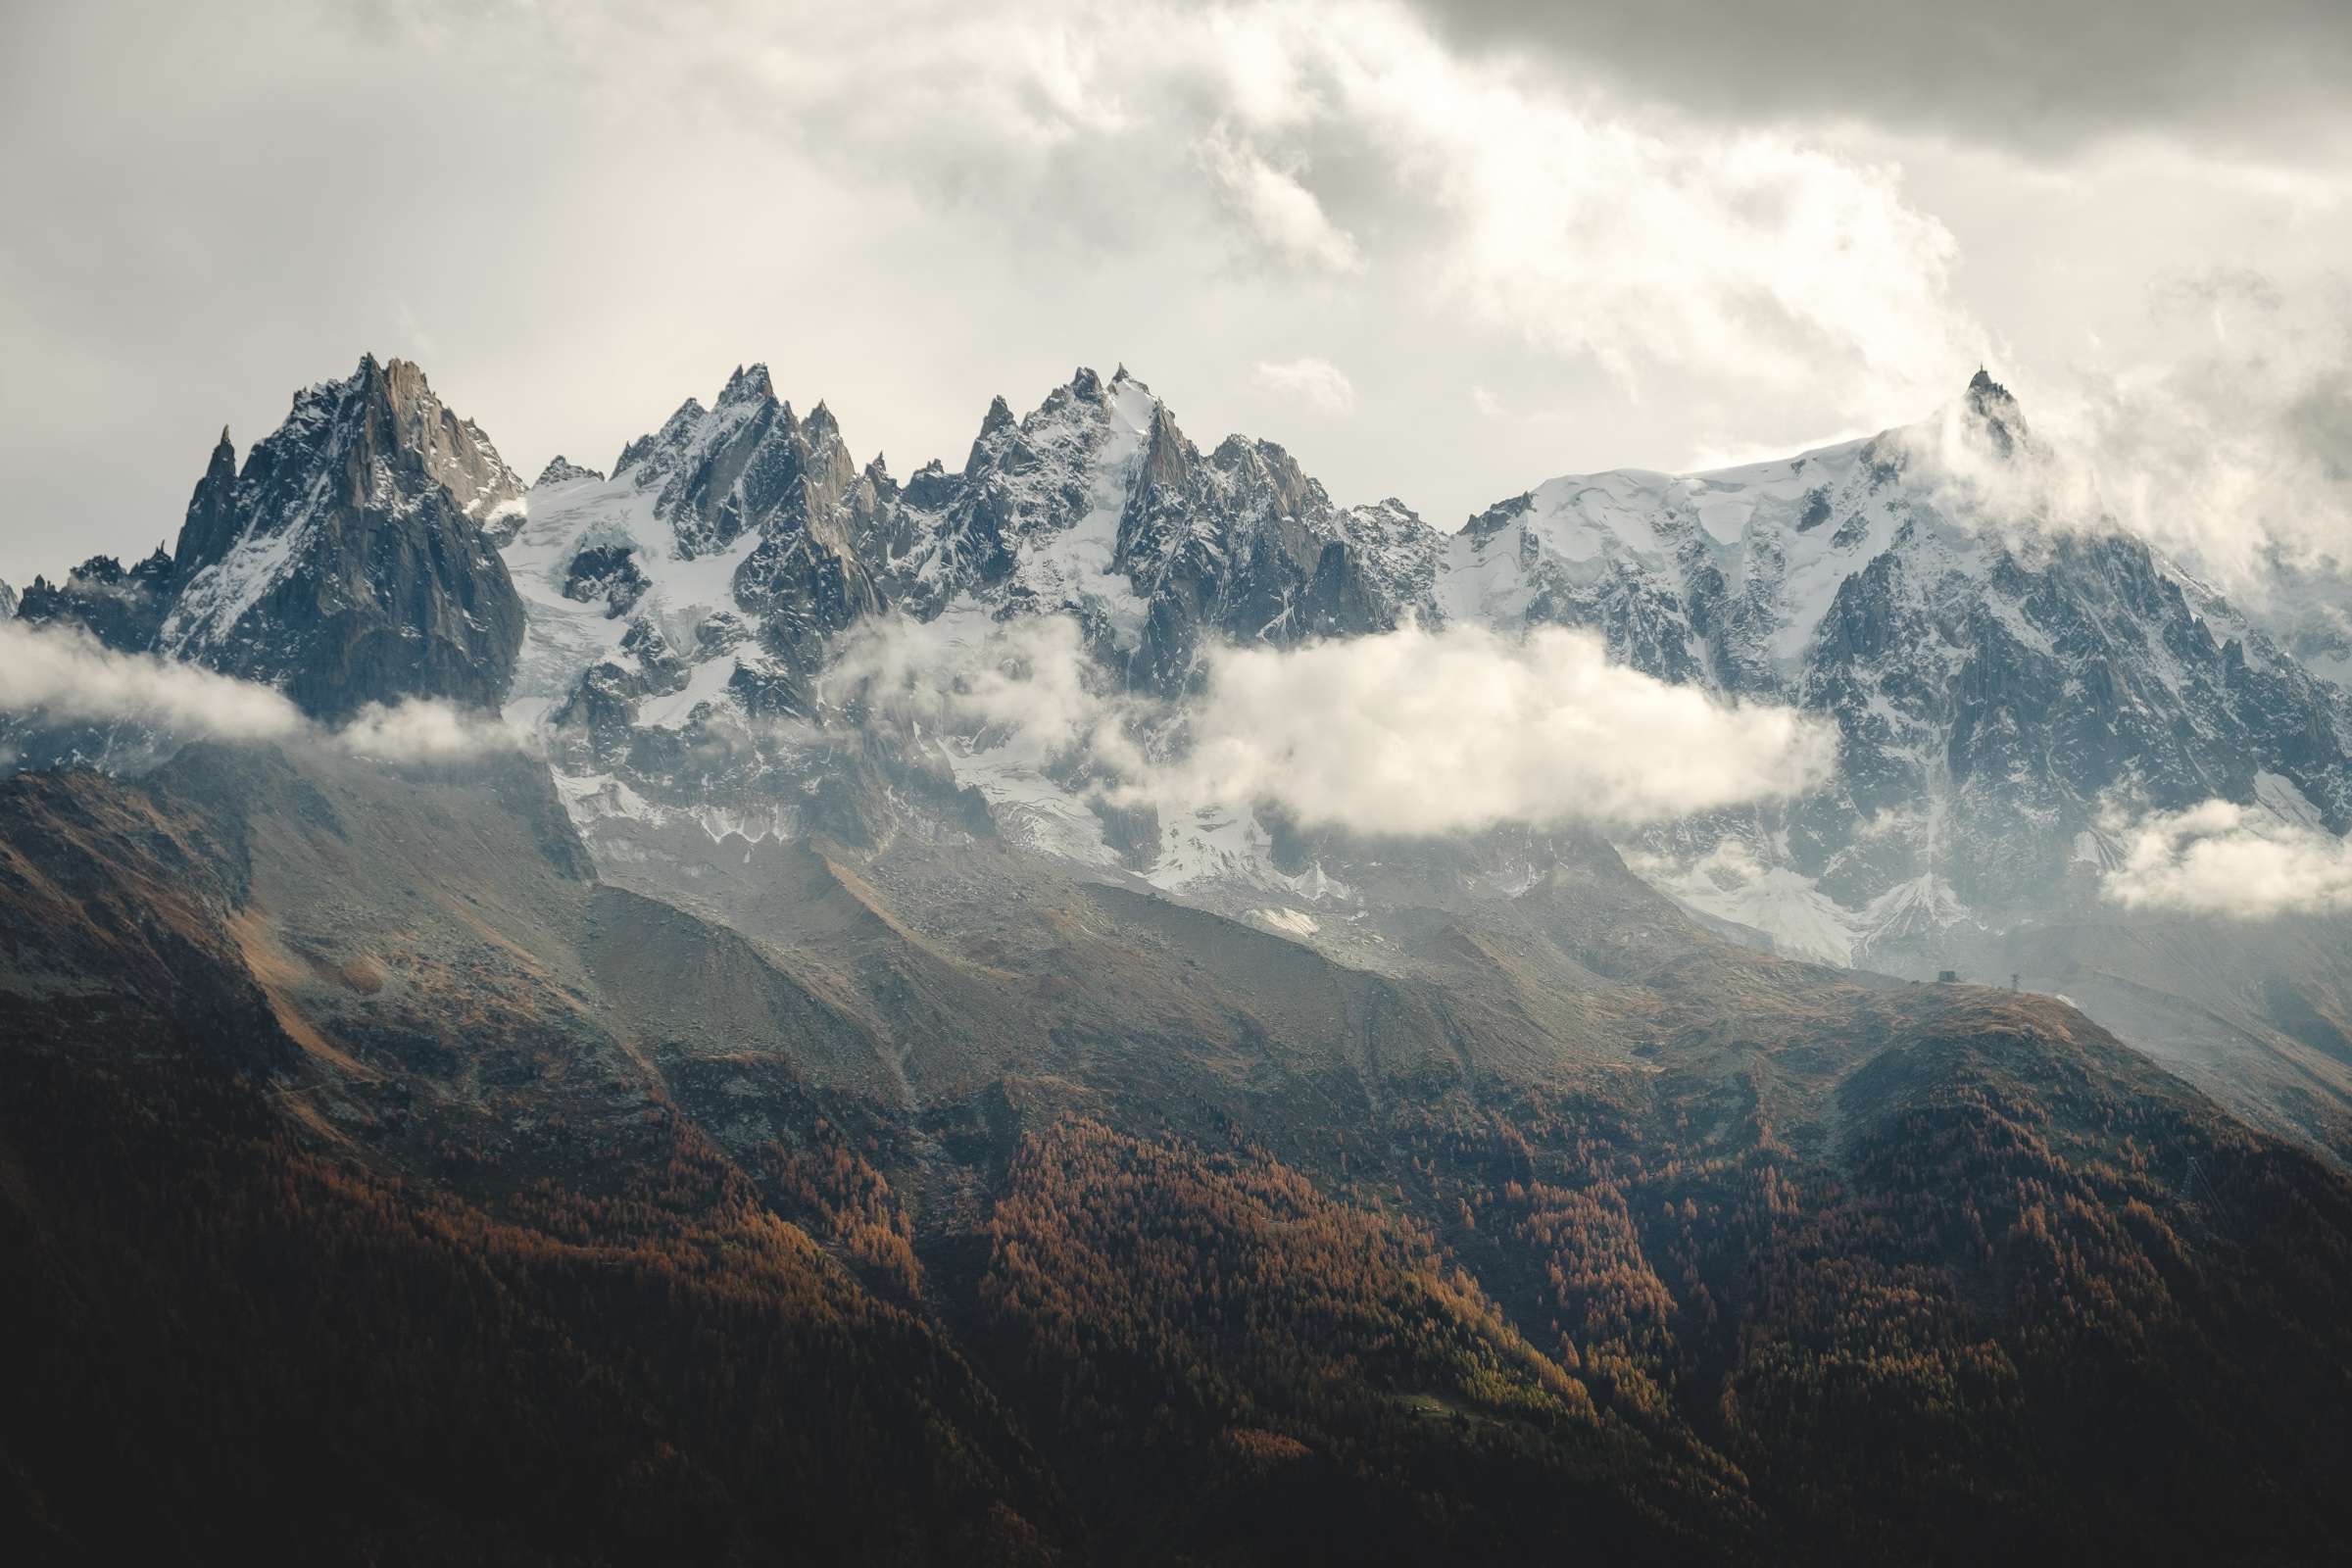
[2102,798,2352,918]
[1156,625,1836,834]
[333,696,525,761]
[831,615,1838,835]
[0,617,308,742]
[0,620,524,762]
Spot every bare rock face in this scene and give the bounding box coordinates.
[158,356,528,721]
[15,547,176,650]
[0,577,18,619]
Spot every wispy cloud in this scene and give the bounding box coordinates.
[1205,135,1363,275]
[1148,623,1837,834]
[828,614,1836,836]
[358,0,1982,416]
[334,697,527,760]
[2101,797,2352,918]
[0,619,306,743]
[1252,357,1358,415]
[0,620,524,762]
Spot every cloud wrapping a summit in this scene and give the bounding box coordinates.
[1871,278,2352,602]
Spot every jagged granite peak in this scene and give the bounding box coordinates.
[976,394,1016,442]
[717,362,775,409]
[173,425,243,581]
[534,455,604,487]
[0,578,16,619]
[501,366,889,778]
[612,399,707,480]
[144,354,528,719]
[599,366,869,594]
[503,364,1445,859]
[876,367,1440,689]
[353,354,524,522]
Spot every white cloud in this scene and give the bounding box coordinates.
[829,614,1837,837]
[1148,624,1837,834]
[1393,105,1979,416]
[823,612,1126,774]
[0,619,305,743]
[2101,798,2352,918]
[2069,273,2352,589]
[1204,134,1364,274]
[0,619,524,762]
[333,698,527,761]
[1252,357,1357,415]
[329,0,1982,425]
[1888,271,2352,598]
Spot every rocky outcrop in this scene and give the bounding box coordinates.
[534,455,603,487]
[14,548,176,650]
[157,356,528,720]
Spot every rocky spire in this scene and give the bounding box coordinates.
[966,395,1019,477]
[718,363,776,409]
[1964,367,2027,458]
[170,425,243,583]
[154,354,528,717]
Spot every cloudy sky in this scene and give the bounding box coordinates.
[3,0,2348,588]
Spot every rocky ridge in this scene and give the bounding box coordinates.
[13,357,2351,979]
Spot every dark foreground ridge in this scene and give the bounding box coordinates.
[3,743,2349,1565]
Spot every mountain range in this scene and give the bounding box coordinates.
[5,353,2352,1563]
[33,349,2344,1150]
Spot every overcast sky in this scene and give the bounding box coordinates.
[2,0,2348,588]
